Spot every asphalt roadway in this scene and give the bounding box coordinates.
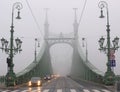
[0,76,114,92]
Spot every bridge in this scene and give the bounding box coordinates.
[0,6,119,89]
[15,9,104,85]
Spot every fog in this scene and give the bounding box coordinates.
[50,44,73,76]
[0,0,120,76]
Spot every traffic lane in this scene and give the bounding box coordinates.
[42,76,112,92]
[10,77,58,91]
[72,77,109,89]
[17,77,81,91]
[42,76,86,92]
[0,76,113,92]
[71,77,114,92]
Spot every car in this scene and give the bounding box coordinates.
[44,75,51,80]
[28,77,42,87]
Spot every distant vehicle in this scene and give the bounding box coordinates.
[44,75,51,80]
[28,77,42,87]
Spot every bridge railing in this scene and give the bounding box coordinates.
[0,76,5,84]
[78,40,104,82]
[70,40,104,84]
[16,40,46,84]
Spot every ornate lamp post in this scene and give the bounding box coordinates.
[34,38,40,62]
[82,38,88,62]
[0,2,23,86]
[98,1,119,85]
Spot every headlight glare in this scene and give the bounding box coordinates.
[37,80,41,86]
[28,81,32,86]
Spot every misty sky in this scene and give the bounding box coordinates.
[0,0,120,76]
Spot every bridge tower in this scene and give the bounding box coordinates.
[73,8,79,39]
[44,8,49,39]
[43,8,53,76]
[71,8,82,77]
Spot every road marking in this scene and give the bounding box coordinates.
[30,87,42,92]
[32,90,40,92]
[32,90,41,92]
[1,88,111,92]
[57,89,62,92]
[2,90,10,92]
[83,89,90,92]
[92,89,101,92]
[11,90,20,92]
[21,90,30,92]
[70,89,77,92]
[101,89,112,92]
[43,89,49,92]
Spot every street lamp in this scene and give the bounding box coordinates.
[98,1,119,85]
[82,38,88,62]
[34,38,40,62]
[0,2,23,86]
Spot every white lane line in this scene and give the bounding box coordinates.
[92,89,101,92]
[11,90,19,92]
[32,90,41,92]
[57,89,62,92]
[70,89,77,92]
[2,90,10,92]
[32,90,40,92]
[83,89,90,92]
[101,89,112,92]
[43,89,49,92]
[21,88,42,92]
[21,90,30,92]
[30,88,42,92]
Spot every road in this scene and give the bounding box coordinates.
[0,76,113,92]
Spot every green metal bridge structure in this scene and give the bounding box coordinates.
[0,8,119,86]
[16,9,104,85]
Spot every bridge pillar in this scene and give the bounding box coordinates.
[73,8,79,39]
[71,39,85,79]
[38,43,53,77]
[44,8,49,39]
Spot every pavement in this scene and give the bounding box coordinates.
[0,80,117,92]
[105,85,116,92]
[0,83,5,89]
[69,76,116,92]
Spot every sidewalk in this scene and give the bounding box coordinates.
[0,83,5,89]
[105,86,116,92]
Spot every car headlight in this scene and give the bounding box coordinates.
[28,81,32,86]
[37,80,41,86]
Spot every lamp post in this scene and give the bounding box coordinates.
[98,1,119,85]
[82,38,88,62]
[34,38,40,62]
[0,2,23,86]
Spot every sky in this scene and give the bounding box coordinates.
[0,0,120,76]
